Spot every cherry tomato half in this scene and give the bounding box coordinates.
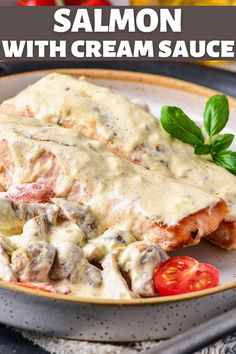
[6,183,54,203]
[17,0,56,5]
[154,256,219,296]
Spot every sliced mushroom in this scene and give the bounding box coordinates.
[52,198,100,239]
[0,198,24,235]
[102,252,137,300]
[16,202,59,225]
[49,221,85,247]
[81,263,102,288]
[10,215,48,248]
[50,241,86,283]
[0,237,16,282]
[11,241,56,282]
[82,243,104,262]
[83,228,136,262]
[0,198,59,237]
[50,241,102,287]
[119,241,168,297]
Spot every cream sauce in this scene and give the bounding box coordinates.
[83,226,136,262]
[0,114,219,232]
[102,252,137,299]
[119,241,168,297]
[55,279,109,299]
[48,221,85,247]
[0,198,24,235]
[5,73,235,221]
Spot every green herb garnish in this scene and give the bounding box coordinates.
[160,94,236,175]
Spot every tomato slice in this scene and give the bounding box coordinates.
[154,256,219,296]
[7,183,54,203]
[13,282,55,292]
[13,282,71,294]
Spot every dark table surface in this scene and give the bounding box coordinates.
[0,60,236,354]
[0,324,47,354]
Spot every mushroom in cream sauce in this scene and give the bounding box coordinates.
[0,197,170,298]
[0,198,24,235]
[102,252,137,300]
[119,241,168,297]
[48,220,85,247]
[83,227,136,262]
[0,237,16,282]
[52,199,101,239]
[50,242,86,282]
[17,202,59,226]
[82,262,102,288]
[11,241,56,283]
[0,197,59,237]
[10,215,48,248]
[49,240,102,286]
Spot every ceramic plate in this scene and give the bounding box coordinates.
[0,69,235,341]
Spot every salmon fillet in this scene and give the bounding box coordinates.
[0,115,228,251]
[206,221,236,250]
[0,73,235,249]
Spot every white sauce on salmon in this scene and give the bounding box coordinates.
[4,73,235,222]
[0,115,219,230]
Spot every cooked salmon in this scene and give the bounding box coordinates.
[0,115,228,251]
[207,220,236,250]
[1,74,234,249]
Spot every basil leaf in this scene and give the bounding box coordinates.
[212,150,236,174]
[161,106,204,146]
[194,144,211,155]
[212,134,234,153]
[204,95,229,137]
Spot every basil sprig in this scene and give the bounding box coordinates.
[160,106,204,146]
[160,94,236,175]
[212,150,236,174]
[212,134,234,153]
[204,95,229,142]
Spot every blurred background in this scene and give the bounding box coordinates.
[1,0,236,6]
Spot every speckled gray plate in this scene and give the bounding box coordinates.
[0,69,236,342]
